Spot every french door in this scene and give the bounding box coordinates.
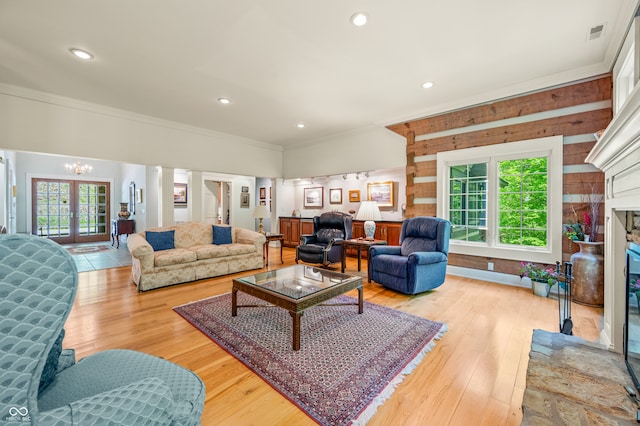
[32,178,111,244]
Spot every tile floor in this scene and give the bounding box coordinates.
[63,239,132,272]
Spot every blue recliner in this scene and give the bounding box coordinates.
[369,217,451,294]
[0,234,205,425]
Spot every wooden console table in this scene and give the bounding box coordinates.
[111,219,135,248]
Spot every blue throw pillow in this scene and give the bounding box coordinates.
[146,230,175,251]
[39,329,65,392]
[213,225,232,245]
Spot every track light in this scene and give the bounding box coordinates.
[343,174,347,180]
[364,172,370,178]
[355,173,360,180]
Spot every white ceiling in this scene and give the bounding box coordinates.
[0,1,637,147]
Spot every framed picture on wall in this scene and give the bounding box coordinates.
[367,181,394,207]
[303,187,324,208]
[348,190,360,203]
[240,192,250,208]
[129,181,136,214]
[174,183,187,206]
[260,187,266,199]
[329,188,342,204]
[242,186,249,193]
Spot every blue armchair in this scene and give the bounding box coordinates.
[295,212,352,267]
[0,234,205,425]
[369,216,451,294]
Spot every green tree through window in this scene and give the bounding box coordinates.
[497,157,548,247]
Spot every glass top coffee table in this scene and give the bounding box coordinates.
[232,265,363,350]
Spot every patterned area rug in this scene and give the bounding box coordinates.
[174,293,446,425]
[65,244,112,255]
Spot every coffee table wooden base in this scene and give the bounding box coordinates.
[231,282,363,351]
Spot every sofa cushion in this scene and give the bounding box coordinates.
[213,225,233,245]
[146,230,175,251]
[154,248,197,267]
[192,244,231,260]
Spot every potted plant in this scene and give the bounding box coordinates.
[519,261,558,297]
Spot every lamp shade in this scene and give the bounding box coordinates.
[253,205,270,218]
[356,201,381,221]
[356,201,381,240]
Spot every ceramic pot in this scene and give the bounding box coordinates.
[570,241,604,307]
[118,202,131,219]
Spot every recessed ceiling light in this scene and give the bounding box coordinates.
[422,81,434,89]
[297,123,305,128]
[217,97,231,105]
[69,48,94,60]
[350,12,368,27]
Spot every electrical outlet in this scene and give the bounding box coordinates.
[488,262,494,271]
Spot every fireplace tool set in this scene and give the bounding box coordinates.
[557,261,573,335]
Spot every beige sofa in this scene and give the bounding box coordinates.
[127,222,265,291]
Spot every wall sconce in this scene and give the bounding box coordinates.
[65,161,92,175]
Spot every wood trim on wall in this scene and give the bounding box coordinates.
[390,75,613,275]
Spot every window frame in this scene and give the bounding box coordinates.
[436,136,563,264]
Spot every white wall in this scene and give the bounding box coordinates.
[0,85,283,178]
[275,167,406,227]
[283,126,406,179]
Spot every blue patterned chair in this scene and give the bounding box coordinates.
[0,234,205,425]
[369,217,451,294]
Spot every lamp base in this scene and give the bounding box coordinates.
[363,220,376,240]
[258,219,265,234]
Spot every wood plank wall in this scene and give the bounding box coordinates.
[387,76,612,275]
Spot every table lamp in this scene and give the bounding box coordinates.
[356,201,381,240]
[253,205,270,234]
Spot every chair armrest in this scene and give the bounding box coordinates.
[39,377,175,425]
[300,235,318,245]
[57,349,76,373]
[369,245,402,257]
[407,251,448,265]
[325,238,344,251]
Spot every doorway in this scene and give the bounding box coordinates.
[204,180,230,224]
[31,178,111,244]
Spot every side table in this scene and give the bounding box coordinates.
[341,238,387,282]
[111,219,135,248]
[264,233,284,265]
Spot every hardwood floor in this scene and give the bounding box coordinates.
[65,247,603,425]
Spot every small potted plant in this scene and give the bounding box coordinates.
[519,261,558,297]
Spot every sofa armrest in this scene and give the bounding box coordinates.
[369,245,402,257]
[127,233,155,273]
[235,228,266,253]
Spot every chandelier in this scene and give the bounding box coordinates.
[65,161,92,175]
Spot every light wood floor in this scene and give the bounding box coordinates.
[64,247,603,425]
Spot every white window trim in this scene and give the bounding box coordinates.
[436,135,563,264]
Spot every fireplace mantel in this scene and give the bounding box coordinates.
[585,79,640,352]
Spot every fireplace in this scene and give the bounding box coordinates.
[587,82,640,353]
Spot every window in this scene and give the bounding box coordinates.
[437,136,563,264]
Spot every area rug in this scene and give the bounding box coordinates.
[65,244,112,255]
[174,292,446,425]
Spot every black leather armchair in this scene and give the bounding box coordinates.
[295,212,352,267]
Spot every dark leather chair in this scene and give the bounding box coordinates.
[369,216,451,294]
[295,212,352,267]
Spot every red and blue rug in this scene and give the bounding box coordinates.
[174,293,446,425]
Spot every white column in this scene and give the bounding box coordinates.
[158,166,175,226]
